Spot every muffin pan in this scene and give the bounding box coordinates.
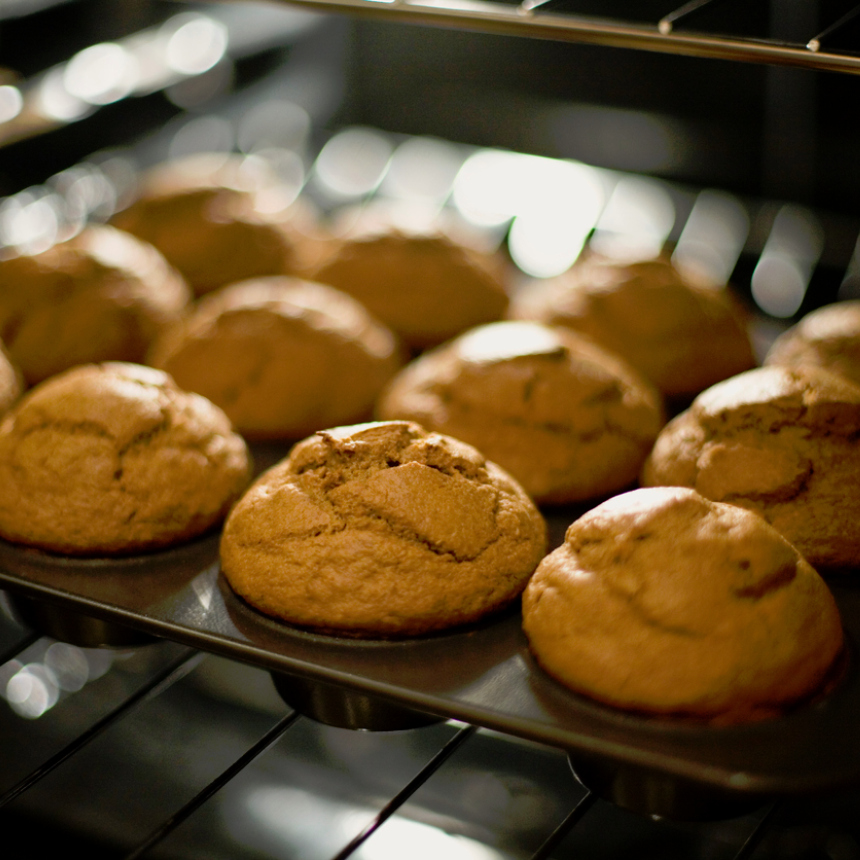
[0,504,859,819]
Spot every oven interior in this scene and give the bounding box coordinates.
[2,0,860,857]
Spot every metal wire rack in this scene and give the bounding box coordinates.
[261,0,860,75]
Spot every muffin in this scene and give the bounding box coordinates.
[765,300,860,386]
[508,253,756,401]
[522,486,844,723]
[111,153,307,296]
[0,225,190,386]
[310,228,510,350]
[641,365,860,569]
[0,341,22,417]
[377,321,665,504]
[220,420,547,637]
[148,277,402,440]
[0,362,252,555]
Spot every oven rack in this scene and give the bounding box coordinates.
[265,0,860,75]
[0,620,814,859]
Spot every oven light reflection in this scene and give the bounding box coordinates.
[672,189,749,286]
[0,85,23,123]
[165,15,229,76]
[0,190,62,254]
[0,641,115,720]
[34,66,93,122]
[235,784,506,859]
[451,149,527,227]
[313,127,394,201]
[63,43,139,106]
[751,205,823,318]
[590,175,675,260]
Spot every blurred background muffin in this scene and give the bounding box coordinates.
[148,277,402,441]
[509,252,757,406]
[0,224,190,386]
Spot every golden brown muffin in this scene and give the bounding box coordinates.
[0,362,252,555]
[641,365,860,569]
[508,253,757,401]
[220,420,547,637]
[522,486,844,723]
[0,225,190,386]
[765,300,860,386]
[148,277,402,441]
[0,341,23,417]
[377,321,665,504]
[310,228,510,350]
[111,153,307,296]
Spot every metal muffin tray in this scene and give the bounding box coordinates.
[1,465,859,820]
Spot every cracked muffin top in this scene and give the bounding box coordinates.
[0,362,252,555]
[148,277,403,440]
[0,225,191,386]
[377,321,665,504]
[522,486,845,723]
[765,300,860,387]
[641,365,860,569]
[220,420,547,637]
[508,254,757,402]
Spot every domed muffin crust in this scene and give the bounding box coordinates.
[509,254,756,400]
[377,321,664,504]
[0,225,190,386]
[522,487,844,723]
[641,365,860,569]
[148,277,402,441]
[220,421,547,637]
[310,229,510,350]
[765,300,860,387]
[111,154,305,296]
[0,362,252,555]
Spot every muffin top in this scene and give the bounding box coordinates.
[148,277,402,440]
[641,365,860,569]
[0,362,251,555]
[509,253,756,400]
[765,300,860,387]
[522,486,844,723]
[0,225,190,385]
[220,420,547,637]
[311,228,510,350]
[111,154,304,296]
[377,321,664,504]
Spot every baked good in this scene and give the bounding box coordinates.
[148,277,402,440]
[508,253,757,401]
[0,341,23,417]
[220,420,547,637]
[111,153,307,296]
[522,486,844,723]
[310,228,510,350]
[0,362,252,555]
[641,365,860,569]
[377,321,665,504]
[0,225,190,386]
[765,300,860,386]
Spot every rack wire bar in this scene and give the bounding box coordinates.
[270,0,860,74]
[0,647,202,810]
[658,0,731,35]
[528,790,598,860]
[731,801,781,860]
[328,724,478,860]
[123,709,302,860]
[807,3,860,51]
[0,630,41,668]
